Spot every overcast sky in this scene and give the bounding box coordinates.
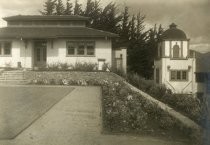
[0,0,209,51]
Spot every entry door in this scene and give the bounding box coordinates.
[34,41,47,67]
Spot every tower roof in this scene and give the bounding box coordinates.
[161,23,187,40]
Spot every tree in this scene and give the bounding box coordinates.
[40,0,56,15]
[97,2,122,33]
[84,0,101,27]
[55,0,65,15]
[74,0,83,15]
[39,0,163,79]
[64,0,73,15]
[129,15,136,41]
[136,12,145,40]
[120,6,130,43]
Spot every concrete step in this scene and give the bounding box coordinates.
[3,74,24,76]
[0,78,25,80]
[0,80,30,85]
[3,72,24,74]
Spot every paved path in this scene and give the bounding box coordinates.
[0,86,189,145]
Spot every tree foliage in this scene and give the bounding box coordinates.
[40,0,163,79]
[55,0,65,15]
[40,0,56,15]
[74,0,83,15]
[64,0,73,15]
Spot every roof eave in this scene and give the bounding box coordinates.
[161,38,190,41]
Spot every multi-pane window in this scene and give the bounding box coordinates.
[66,41,95,56]
[77,42,85,55]
[170,70,188,81]
[0,42,12,56]
[86,42,95,55]
[67,42,76,55]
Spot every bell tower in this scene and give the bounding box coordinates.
[154,23,196,94]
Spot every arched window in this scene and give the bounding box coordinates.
[173,44,180,58]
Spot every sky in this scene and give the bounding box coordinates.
[0,0,209,52]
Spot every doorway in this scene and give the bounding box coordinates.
[34,41,47,67]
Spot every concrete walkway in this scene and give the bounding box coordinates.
[0,86,189,145]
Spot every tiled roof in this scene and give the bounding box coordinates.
[0,27,118,39]
[3,15,89,21]
[161,23,187,40]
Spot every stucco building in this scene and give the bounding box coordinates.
[0,15,127,72]
[154,23,197,95]
[154,23,210,99]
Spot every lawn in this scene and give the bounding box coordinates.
[0,85,74,139]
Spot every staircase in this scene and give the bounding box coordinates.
[0,70,29,85]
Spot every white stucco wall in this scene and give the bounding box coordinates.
[154,59,162,84]
[0,40,32,68]
[164,41,170,57]
[113,48,127,73]
[163,40,188,58]
[160,58,196,94]
[47,38,112,66]
[0,38,112,69]
[183,41,188,58]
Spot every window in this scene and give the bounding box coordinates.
[0,42,12,56]
[66,41,95,56]
[87,42,95,55]
[170,70,188,81]
[67,42,76,55]
[173,44,180,58]
[4,43,11,55]
[77,42,85,55]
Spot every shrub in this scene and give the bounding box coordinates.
[72,62,97,72]
[124,72,201,123]
[47,63,60,71]
[59,63,69,71]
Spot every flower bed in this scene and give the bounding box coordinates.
[24,71,200,143]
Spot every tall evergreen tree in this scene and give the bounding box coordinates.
[136,12,145,41]
[74,0,83,15]
[84,0,101,27]
[39,0,163,79]
[55,0,65,15]
[64,0,73,15]
[40,0,56,15]
[98,2,122,33]
[120,6,130,42]
[129,15,136,41]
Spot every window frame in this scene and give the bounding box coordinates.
[66,41,95,57]
[86,42,95,56]
[172,44,180,58]
[66,42,76,55]
[170,70,188,81]
[0,42,12,57]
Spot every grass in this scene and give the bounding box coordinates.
[0,86,74,139]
